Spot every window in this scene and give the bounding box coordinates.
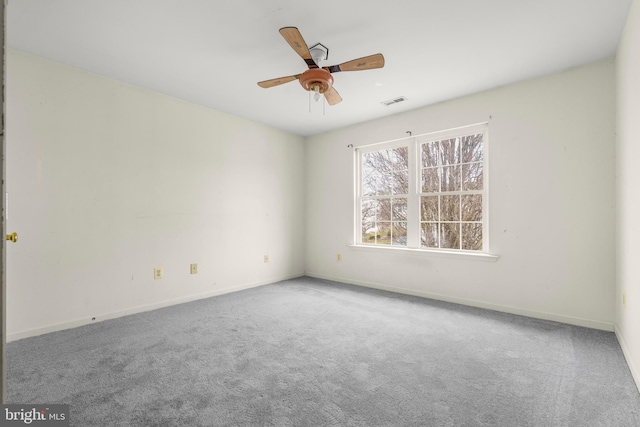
[356,123,488,253]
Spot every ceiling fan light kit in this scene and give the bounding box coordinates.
[299,68,333,94]
[257,26,385,106]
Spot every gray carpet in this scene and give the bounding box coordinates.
[7,277,640,426]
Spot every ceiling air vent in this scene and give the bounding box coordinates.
[382,96,408,107]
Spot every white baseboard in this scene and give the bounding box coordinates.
[7,273,304,342]
[615,325,640,394]
[306,272,615,332]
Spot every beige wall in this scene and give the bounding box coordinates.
[6,50,306,340]
[616,0,640,390]
[306,59,616,331]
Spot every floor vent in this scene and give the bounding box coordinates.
[382,96,408,106]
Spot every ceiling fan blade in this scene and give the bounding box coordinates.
[279,27,318,69]
[324,53,385,73]
[257,75,300,88]
[324,86,342,105]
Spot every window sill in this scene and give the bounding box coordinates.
[347,244,499,262]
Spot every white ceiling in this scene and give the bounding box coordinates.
[8,0,633,137]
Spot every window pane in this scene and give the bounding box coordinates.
[393,198,408,221]
[392,222,407,246]
[462,162,483,191]
[362,181,375,197]
[376,150,390,170]
[440,195,460,221]
[361,198,375,217]
[390,147,409,170]
[362,152,375,167]
[363,148,409,196]
[461,134,483,163]
[362,222,375,243]
[362,152,379,175]
[440,138,461,165]
[377,223,392,245]
[376,174,392,195]
[362,169,377,196]
[363,172,392,196]
[421,223,438,248]
[393,169,409,194]
[420,196,439,221]
[377,199,391,221]
[422,167,439,193]
[421,142,439,167]
[441,165,461,191]
[361,200,375,231]
[462,223,482,250]
[361,197,375,243]
[461,194,482,222]
[441,223,460,249]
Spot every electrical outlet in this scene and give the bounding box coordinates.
[264,255,269,263]
[623,291,627,308]
[190,263,198,274]
[336,253,342,262]
[154,267,163,280]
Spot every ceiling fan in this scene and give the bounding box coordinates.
[257,27,385,105]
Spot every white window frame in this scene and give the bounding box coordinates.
[354,123,495,259]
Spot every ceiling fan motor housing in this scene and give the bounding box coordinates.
[299,68,334,93]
